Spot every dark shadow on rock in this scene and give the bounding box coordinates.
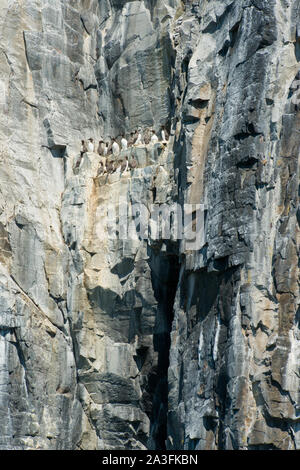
[50,145,67,159]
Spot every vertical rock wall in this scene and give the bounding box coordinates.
[0,0,299,450]
[168,0,300,450]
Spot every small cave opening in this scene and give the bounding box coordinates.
[147,245,180,450]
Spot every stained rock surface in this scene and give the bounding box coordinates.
[0,0,299,450]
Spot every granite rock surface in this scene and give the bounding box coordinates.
[0,0,299,450]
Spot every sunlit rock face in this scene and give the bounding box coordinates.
[0,0,299,450]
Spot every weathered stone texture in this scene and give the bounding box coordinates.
[0,0,299,450]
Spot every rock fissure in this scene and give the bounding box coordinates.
[0,0,298,451]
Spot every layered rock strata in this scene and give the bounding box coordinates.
[0,0,299,450]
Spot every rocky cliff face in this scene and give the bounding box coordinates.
[0,0,299,450]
